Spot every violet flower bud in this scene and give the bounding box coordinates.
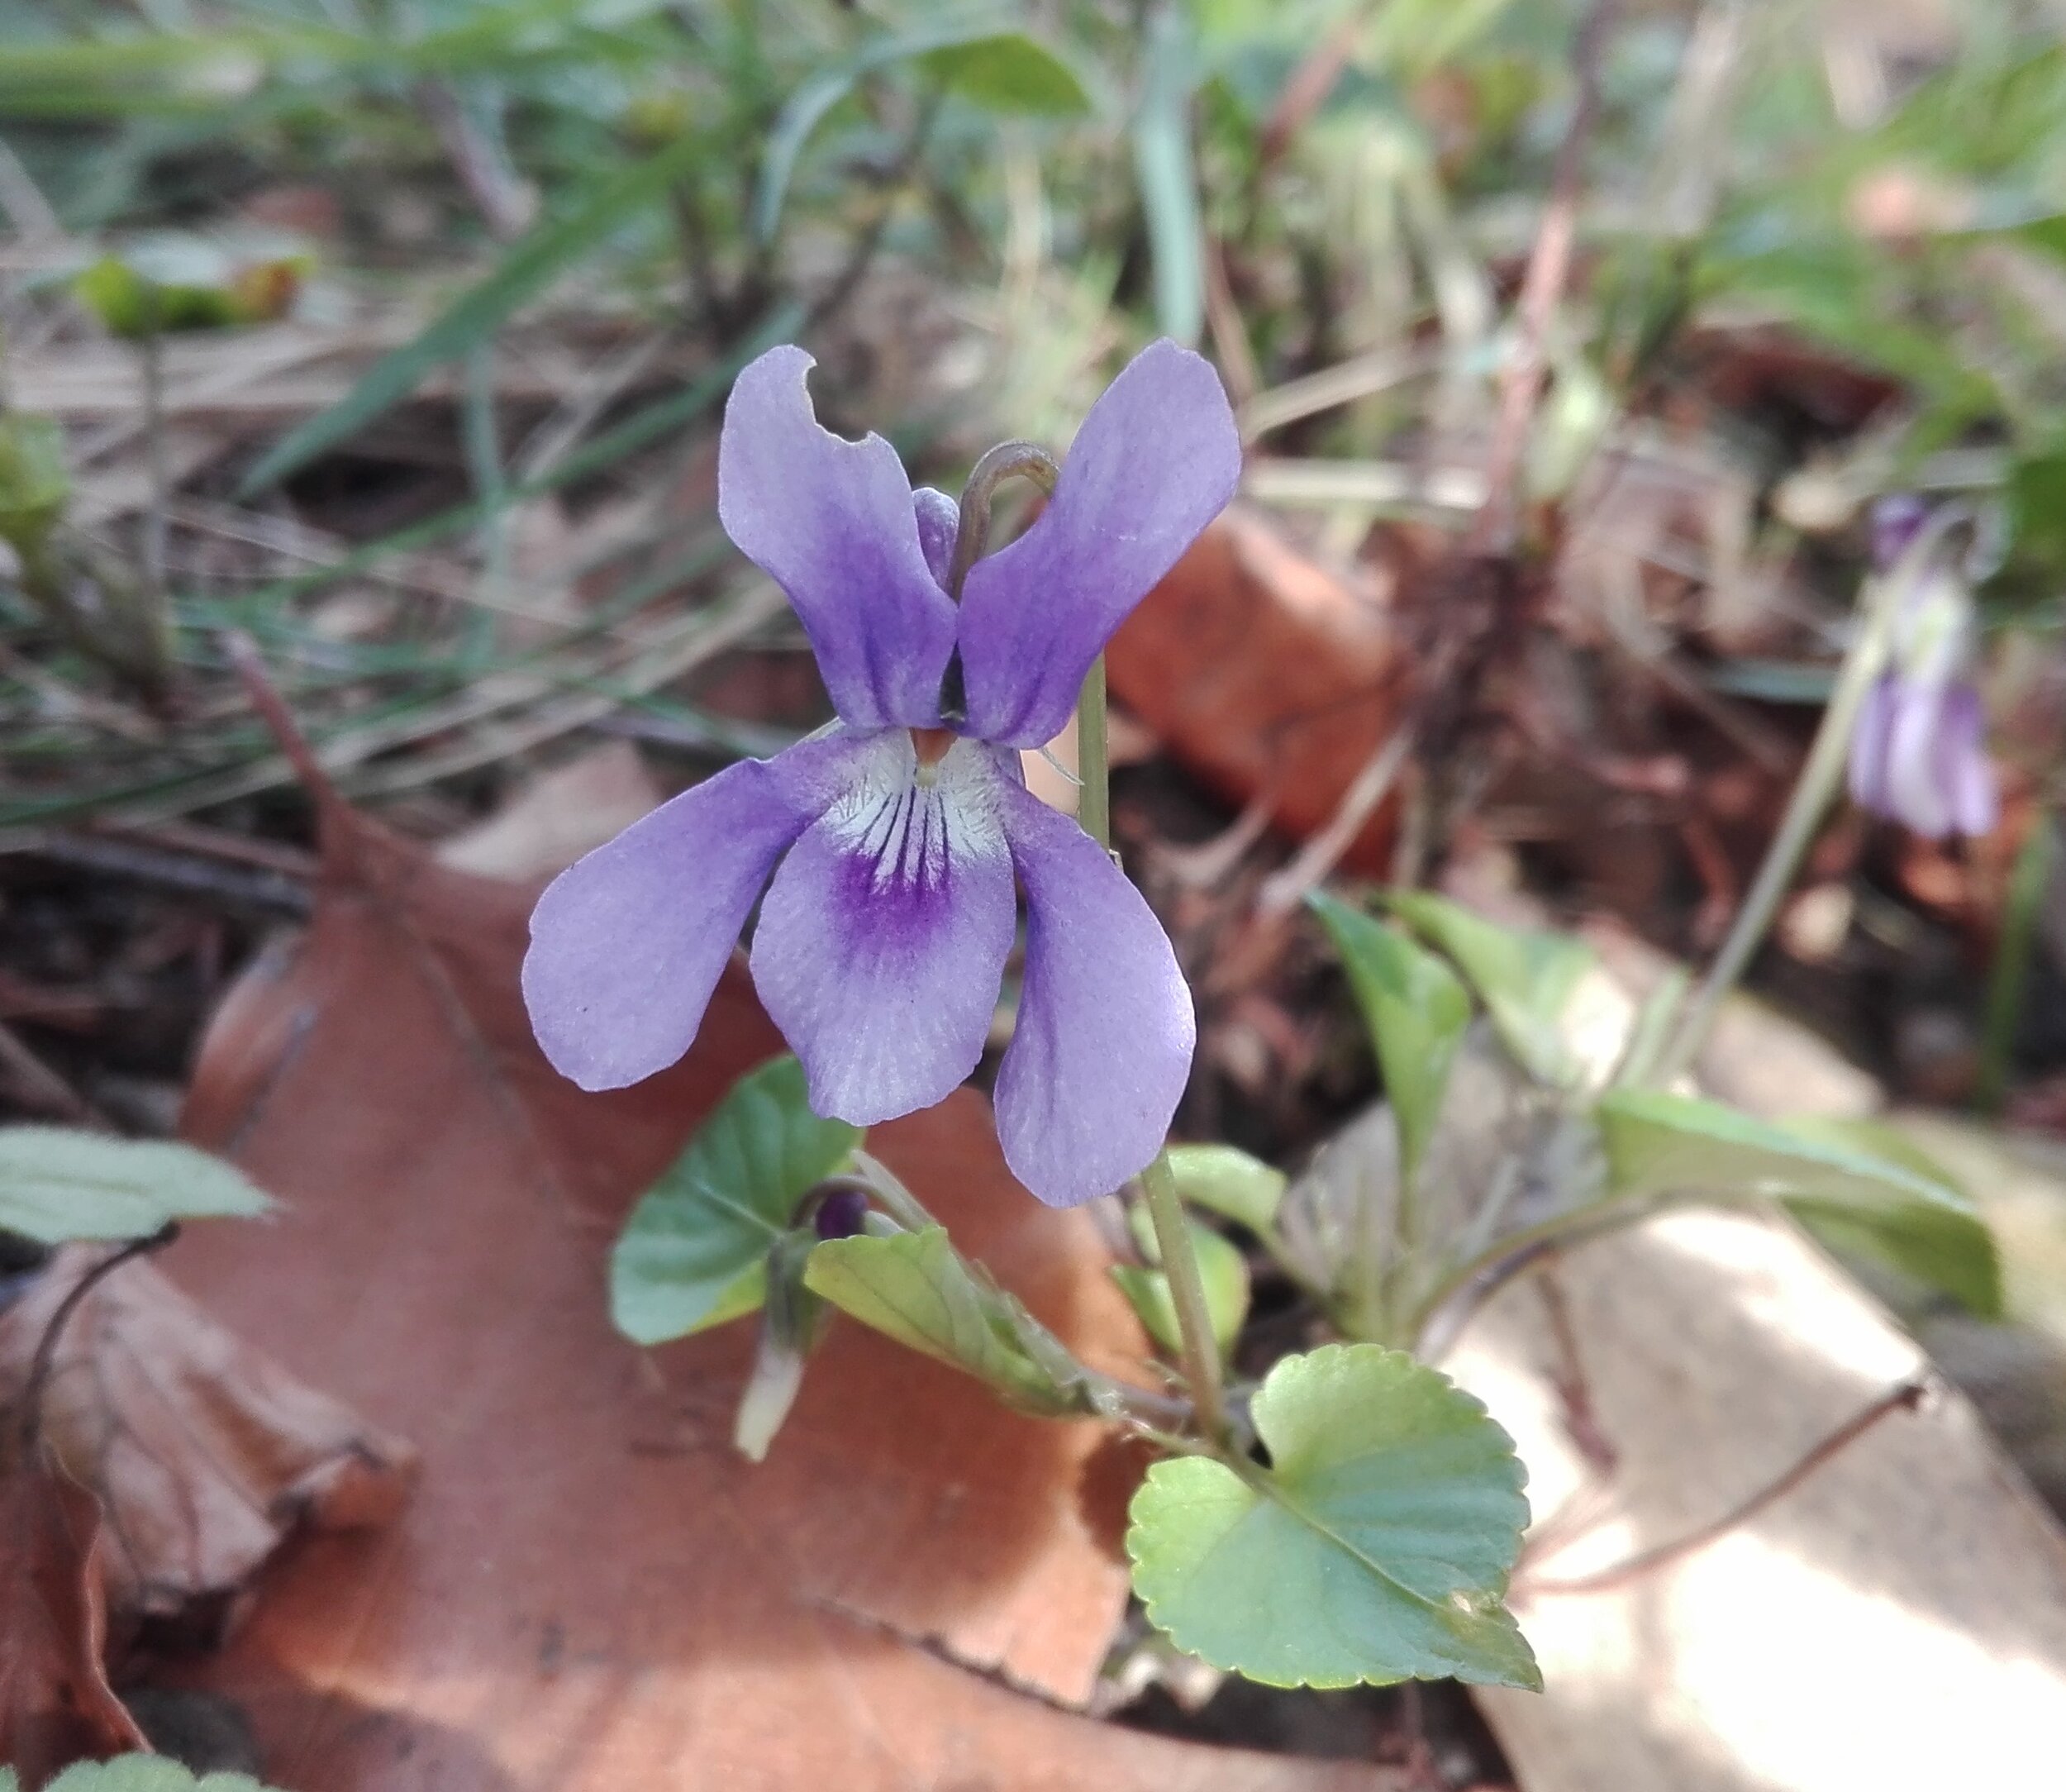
[811,1184,870,1241]
[1848,499,1998,840]
[521,341,1242,1206]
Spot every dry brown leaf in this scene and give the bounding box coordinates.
[0,1248,417,1645]
[0,1441,150,1786]
[434,741,665,884]
[1107,508,1407,870]
[164,801,1388,1792]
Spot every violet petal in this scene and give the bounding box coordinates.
[750,733,1016,1127]
[1883,678,1959,838]
[1944,682,2001,837]
[523,755,812,1090]
[991,780,1195,1207]
[956,340,1241,747]
[1848,674,1897,816]
[913,485,959,590]
[718,346,957,729]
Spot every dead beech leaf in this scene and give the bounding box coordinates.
[0,1442,149,1787]
[1107,507,1407,870]
[169,802,1388,1792]
[0,1249,416,1642]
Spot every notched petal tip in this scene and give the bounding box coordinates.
[716,346,958,731]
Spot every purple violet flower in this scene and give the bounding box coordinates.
[1847,497,1998,841]
[521,340,1241,1207]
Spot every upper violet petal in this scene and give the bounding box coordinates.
[718,346,957,729]
[991,781,1195,1207]
[523,754,812,1090]
[956,340,1241,747]
[750,733,1016,1127]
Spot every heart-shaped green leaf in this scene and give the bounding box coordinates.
[1311,894,1472,1188]
[1127,1342,1537,1690]
[0,1128,270,1245]
[1383,890,1597,1085]
[1163,1142,1287,1235]
[610,1055,859,1346]
[803,1224,1083,1416]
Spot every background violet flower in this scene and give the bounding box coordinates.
[521,340,1241,1207]
[1847,495,1998,841]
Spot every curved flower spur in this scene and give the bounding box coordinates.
[521,340,1242,1206]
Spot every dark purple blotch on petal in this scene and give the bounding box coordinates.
[812,1184,870,1239]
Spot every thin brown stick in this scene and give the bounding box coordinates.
[1520,1376,1929,1597]
[0,1019,109,1127]
[221,630,347,821]
[19,1224,178,1454]
[1470,0,1621,556]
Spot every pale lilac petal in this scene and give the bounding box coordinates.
[956,340,1242,746]
[523,755,811,1090]
[718,346,957,728]
[913,485,959,589]
[1849,675,1897,815]
[1943,684,2000,837]
[750,733,1016,1126]
[1884,679,1958,838]
[991,781,1195,1207]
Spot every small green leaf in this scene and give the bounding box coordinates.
[610,1056,859,1346]
[1383,890,1597,1085]
[803,1225,1080,1415]
[921,33,1088,116]
[1596,1091,1997,1313]
[0,412,71,552]
[1311,894,1472,1188]
[1781,1118,2001,1317]
[0,1127,270,1245]
[43,1755,288,1791]
[1126,1342,1537,1690]
[1115,1204,1250,1356]
[1163,1142,1285,1234]
[1597,1089,1968,1208]
[74,236,310,338]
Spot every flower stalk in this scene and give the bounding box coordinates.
[1073,647,1232,1450]
[1651,513,1961,1087]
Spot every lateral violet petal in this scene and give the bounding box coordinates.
[750,734,1016,1127]
[522,755,812,1090]
[717,346,957,729]
[991,781,1195,1207]
[957,339,1242,746]
[1945,682,2000,837]
[1848,674,1897,815]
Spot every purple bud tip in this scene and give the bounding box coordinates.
[1870,493,1931,574]
[813,1184,870,1240]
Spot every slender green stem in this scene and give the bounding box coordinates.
[1651,522,1954,1087]
[1077,655,1110,848]
[1141,1150,1234,1449]
[1073,645,1230,1449]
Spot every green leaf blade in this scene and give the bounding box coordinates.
[803,1224,1078,1414]
[610,1056,859,1346]
[1127,1343,1536,1690]
[1163,1141,1285,1234]
[1310,894,1473,1187]
[0,1128,270,1245]
[1383,890,1597,1085]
